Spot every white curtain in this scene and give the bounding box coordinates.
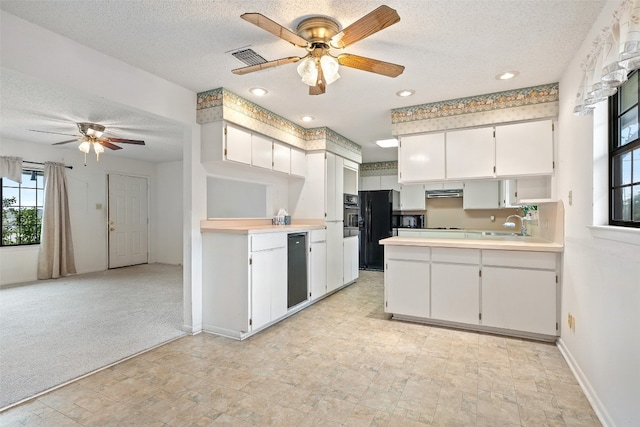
[0,156,23,183]
[37,162,76,279]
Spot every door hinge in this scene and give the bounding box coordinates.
[324,212,327,217]
[479,313,482,320]
[385,301,388,308]
[398,140,401,148]
[224,148,227,156]
[556,322,559,330]
[249,318,252,326]
[324,153,327,159]
[553,161,556,169]
[399,172,402,179]
[515,191,518,198]
[552,123,555,132]
[479,269,482,277]
[556,275,559,283]
[272,161,274,167]
[224,126,227,136]
[385,263,388,270]
[493,165,496,174]
[249,257,252,265]
[309,247,312,252]
[493,130,496,138]
[309,292,312,297]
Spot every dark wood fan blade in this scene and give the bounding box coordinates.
[100,141,123,150]
[232,56,302,75]
[309,60,326,95]
[52,139,78,145]
[330,5,400,49]
[107,138,145,145]
[30,129,79,137]
[241,13,308,47]
[337,53,405,77]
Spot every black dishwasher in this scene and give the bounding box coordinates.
[287,233,308,308]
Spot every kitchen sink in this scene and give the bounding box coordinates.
[482,231,522,237]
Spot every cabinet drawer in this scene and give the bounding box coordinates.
[386,245,430,262]
[482,250,556,270]
[251,233,287,251]
[310,229,326,243]
[432,248,480,264]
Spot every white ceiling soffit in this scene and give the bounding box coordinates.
[0,1,607,163]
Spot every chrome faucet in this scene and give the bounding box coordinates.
[504,214,527,236]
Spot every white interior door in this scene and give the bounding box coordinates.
[108,174,149,269]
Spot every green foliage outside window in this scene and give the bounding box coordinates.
[1,171,44,246]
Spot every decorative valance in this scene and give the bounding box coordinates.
[574,0,640,115]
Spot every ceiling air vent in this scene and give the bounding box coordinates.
[231,48,267,66]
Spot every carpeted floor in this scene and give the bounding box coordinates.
[0,263,185,410]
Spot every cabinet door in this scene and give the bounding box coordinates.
[270,247,288,321]
[446,127,495,179]
[310,241,327,301]
[342,236,358,285]
[290,148,306,177]
[482,267,557,335]
[400,184,425,210]
[431,263,479,324]
[463,181,500,209]
[325,153,343,221]
[273,141,291,174]
[495,120,554,177]
[385,259,430,317]
[380,175,401,191]
[360,176,381,191]
[326,221,344,292]
[250,250,274,330]
[499,179,517,207]
[251,133,273,169]
[225,124,252,165]
[398,133,445,182]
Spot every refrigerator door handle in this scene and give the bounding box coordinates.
[367,201,372,243]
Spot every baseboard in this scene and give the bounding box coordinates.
[556,338,615,427]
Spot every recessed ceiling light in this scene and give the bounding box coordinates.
[301,115,315,122]
[496,71,519,80]
[375,138,399,148]
[249,87,268,96]
[396,89,415,97]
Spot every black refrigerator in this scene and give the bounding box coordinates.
[359,190,400,270]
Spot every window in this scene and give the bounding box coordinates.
[1,170,44,246]
[609,71,640,227]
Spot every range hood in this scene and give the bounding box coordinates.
[426,188,463,198]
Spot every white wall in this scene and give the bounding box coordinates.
[0,139,184,284]
[557,2,640,426]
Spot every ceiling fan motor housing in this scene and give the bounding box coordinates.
[296,17,340,44]
[77,122,105,137]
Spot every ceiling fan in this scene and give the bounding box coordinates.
[232,5,405,95]
[30,122,145,163]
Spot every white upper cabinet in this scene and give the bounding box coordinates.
[325,152,344,221]
[380,175,401,191]
[400,184,426,210]
[273,141,291,174]
[446,127,495,179]
[225,124,253,165]
[290,148,306,177]
[251,133,273,169]
[463,181,500,209]
[495,119,554,177]
[398,133,445,183]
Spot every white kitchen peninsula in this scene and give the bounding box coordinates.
[201,219,332,340]
[381,202,564,342]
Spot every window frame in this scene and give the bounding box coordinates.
[608,70,640,228]
[1,169,45,246]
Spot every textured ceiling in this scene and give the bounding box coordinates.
[0,0,607,163]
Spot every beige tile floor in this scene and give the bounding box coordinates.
[0,271,601,426]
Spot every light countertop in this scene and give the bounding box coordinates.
[201,219,325,235]
[379,236,563,252]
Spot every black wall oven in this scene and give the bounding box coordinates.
[343,193,359,237]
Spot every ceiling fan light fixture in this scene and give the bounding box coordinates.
[78,140,91,154]
[297,55,340,86]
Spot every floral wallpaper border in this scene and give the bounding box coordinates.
[359,161,398,177]
[196,88,361,157]
[391,83,559,124]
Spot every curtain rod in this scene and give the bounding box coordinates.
[23,160,73,170]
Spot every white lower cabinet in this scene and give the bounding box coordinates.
[431,248,480,325]
[383,244,559,339]
[385,246,430,318]
[250,245,287,330]
[326,221,344,292]
[481,250,557,336]
[343,236,359,285]
[309,229,327,301]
